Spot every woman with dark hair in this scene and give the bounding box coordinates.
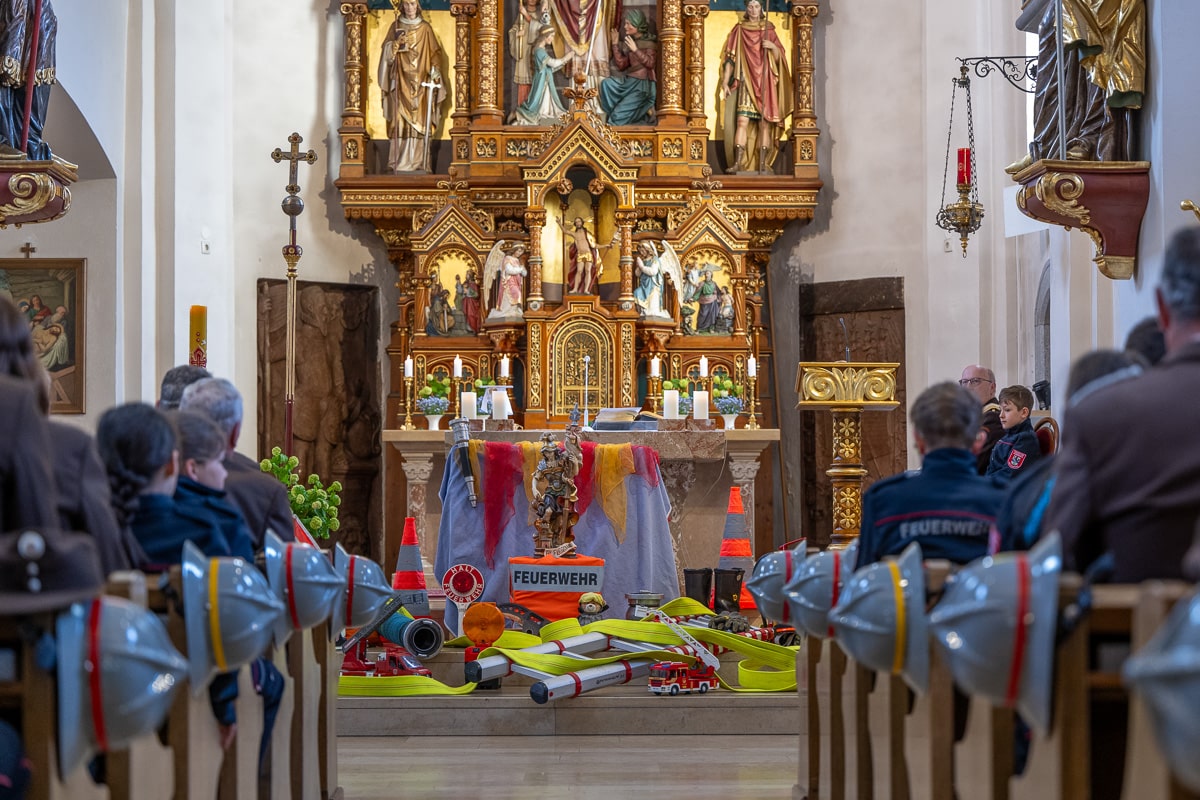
[0,297,128,567]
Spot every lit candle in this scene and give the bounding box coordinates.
[189,305,207,368]
[693,390,709,420]
[650,356,661,378]
[500,355,510,379]
[698,356,708,377]
[453,355,463,378]
[462,391,477,419]
[663,389,679,419]
[957,148,971,186]
[404,356,414,378]
[747,356,757,377]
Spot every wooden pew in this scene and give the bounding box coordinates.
[104,571,175,800]
[1120,581,1200,800]
[288,627,322,800]
[314,621,344,800]
[0,608,109,800]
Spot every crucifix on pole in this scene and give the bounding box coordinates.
[270,132,317,455]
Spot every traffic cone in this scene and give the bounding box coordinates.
[392,517,431,617]
[716,487,756,611]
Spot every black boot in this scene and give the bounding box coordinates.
[683,568,713,610]
[713,567,745,613]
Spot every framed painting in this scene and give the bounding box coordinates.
[0,259,86,414]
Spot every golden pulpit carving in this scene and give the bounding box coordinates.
[797,362,900,547]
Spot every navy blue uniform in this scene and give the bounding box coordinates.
[986,418,1042,481]
[175,477,256,561]
[130,492,232,568]
[856,448,1007,568]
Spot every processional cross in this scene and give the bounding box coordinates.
[270,132,317,454]
[420,78,442,173]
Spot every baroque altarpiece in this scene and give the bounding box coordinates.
[334,0,823,426]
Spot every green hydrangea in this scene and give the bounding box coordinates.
[260,447,342,539]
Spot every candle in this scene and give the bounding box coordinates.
[957,147,971,186]
[404,356,414,378]
[492,388,510,420]
[698,356,708,377]
[693,390,709,420]
[500,355,510,379]
[189,305,207,368]
[462,391,477,419]
[650,356,661,378]
[453,355,463,378]
[663,389,679,419]
[747,356,757,377]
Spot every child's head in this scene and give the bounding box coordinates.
[171,409,229,491]
[97,403,179,524]
[998,385,1035,430]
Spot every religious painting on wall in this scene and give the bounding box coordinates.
[0,259,86,413]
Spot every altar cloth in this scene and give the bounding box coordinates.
[435,441,679,632]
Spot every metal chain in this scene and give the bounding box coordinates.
[963,72,979,202]
[939,76,957,213]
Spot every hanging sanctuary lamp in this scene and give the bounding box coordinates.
[936,66,984,257]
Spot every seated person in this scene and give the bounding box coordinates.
[171,410,255,561]
[986,385,1042,481]
[856,382,1006,569]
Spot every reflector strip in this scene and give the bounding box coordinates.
[209,560,227,670]
[87,599,109,751]
[345,555,358,627]
[828,551,841,638]
[1006,555,1031,707]
[286,545,300,630]
[887,560,906,675]
[782,550,793,623]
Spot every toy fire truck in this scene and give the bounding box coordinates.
[647,661,719,695]
[340,639,431,678]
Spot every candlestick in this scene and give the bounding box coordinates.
[649,375,662,415]
[693,390,709,421]
[745,374,760,430]
[582,355,591,427]
[747,356,757,378]
[957,147,971,186]
[663,389,679,419]
[462,391,477,419]
[500,355,510,379]
[698,356,708,378]
[404,355,414,379]
[453,355,463,378]
[650,356,661,378]
[189,305,207,368]
[401,375,416,430]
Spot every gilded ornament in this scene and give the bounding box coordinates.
[476,138,498,158]
[456,139,469,159]
[833,487,861,531]
[1035,171,1090,226]
[506,139,533,158]
[799,139,813,161]
[662,138,684,159]
[690,140,704,161]
[529,324,543,407]
[344,139,360,160]
[798,364,899,406]
[0,172,68,225]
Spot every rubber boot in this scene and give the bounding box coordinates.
[683,568,714,610]
[759,146,770,174]
[713,567,745,613]
[727,145,745,174]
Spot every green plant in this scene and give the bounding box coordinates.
[419,373,452,400]
[260,447,342,538]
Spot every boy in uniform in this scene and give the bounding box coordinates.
[987,385,1042,480]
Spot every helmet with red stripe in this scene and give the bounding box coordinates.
[783,540,858,640]
[263,531,344,647]
[746,540,806,624]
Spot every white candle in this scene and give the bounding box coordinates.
[663,389,679,419]
[404,356,414,378]
[699,356,708,378]
[492,388,506,421]
[453,355,463,378]
[693,390,709,420]
[650,356,661,378]
[462,391,477,419]
[500,356,510,378]
[748,356,757,377]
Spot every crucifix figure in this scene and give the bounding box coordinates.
[270,132,317,454]
[20,242,36,258]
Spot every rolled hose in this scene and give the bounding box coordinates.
[379,614,444,659]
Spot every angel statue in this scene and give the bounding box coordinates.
[633,240,683,320]
[483,239,528,322]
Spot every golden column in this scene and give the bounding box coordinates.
[615,209,637,311]
[682,0,709,132]
[474,0,502,123]
[797,362,899,548]
[449,0,477,131]
[338,4,368,179]
[657,0,686,124]
[525,207,547,311]
[789,1,820,181]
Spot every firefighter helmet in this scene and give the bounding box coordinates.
[783,541,859,639]
[332,544,395,629]
[262,531,344,647]
[746,541,806,624]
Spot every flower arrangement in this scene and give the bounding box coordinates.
[472,376,497,414]
[417,373,451,415]
[260,447,342,538]
[713,378,745,414]
[677,396,693,416]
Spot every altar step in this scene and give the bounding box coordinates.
[337,647,801,737]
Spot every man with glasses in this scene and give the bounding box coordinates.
[959,365,1003,474]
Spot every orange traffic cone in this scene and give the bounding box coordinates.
[716,487,756,611]
[392,517,431,617]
